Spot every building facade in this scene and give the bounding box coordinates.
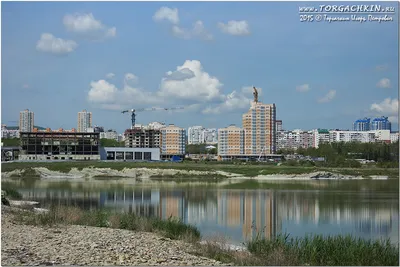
[370,116,391,131]
[19,109,34,132]
[218,125,245,156]
[276,120,283,131]
[187,126,204,144]
[124,128,161,148]
[160,124,186,157]
[277,130,314,151]
[100,129,119,141]
[202,128,218,144]
[353,118,371,131]
[390,132,399,143]
[100,147,160,161]
[19,131,100,161]
[77,109,93,132]
[242,102,276,155]
[312,129,330,148]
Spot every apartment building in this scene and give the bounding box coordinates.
[329,130,376,143]
[124,128,161,148]
[242,102,276,155]
[19,109,34,132]
[100,129,119,141]
[160,124,186,157]
[312,129,330,148]
[390,132,399,143]
[77,109,92,132]
[187,126,204,144]
[276,120,283,131]
[202,128,218,144]
[217,125,245,156]
[277,129,314,151]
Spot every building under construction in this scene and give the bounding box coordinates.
[124,128,161,148]
[19,132,100,160]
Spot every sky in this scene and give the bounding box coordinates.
[1,1,399,133]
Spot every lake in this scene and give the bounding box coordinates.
[2,178,399,246]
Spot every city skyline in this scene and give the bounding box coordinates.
[1,1,399,133]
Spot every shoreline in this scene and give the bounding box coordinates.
[2,166,391,181]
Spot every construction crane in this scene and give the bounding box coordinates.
[121,107,184,128]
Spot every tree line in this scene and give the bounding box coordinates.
[277,141,399,168]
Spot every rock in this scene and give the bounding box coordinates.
[1,212,227,266]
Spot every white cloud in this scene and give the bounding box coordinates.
[217,20,250,36]
[371,98,399,124]
[88,59,227,111]
[370,98,398,115]
[202,86,259,114]
[172,25,191,39]
[192,21,213,41]
[36,33,77,54]
[124,73,138,84]
[296,84,311,92]
[22,84,29,89]
[63,13,116,40]
[153,7,179,24]
[377,78,391,88]
[105,73,115,79]
[158,60,223,102]
[171,21,213,41]
[317,90,336,103]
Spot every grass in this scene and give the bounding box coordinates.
[194,234,399,266]
[8,205,399,266]
[12,205,200,242]
[1,186,23,200]
[2,161,398,178]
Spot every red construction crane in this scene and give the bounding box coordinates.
[121,107,184,128]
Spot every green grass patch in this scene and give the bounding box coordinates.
[246,233,399,266]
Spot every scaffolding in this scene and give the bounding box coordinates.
[19,132,100,160]
[124,128,161,148]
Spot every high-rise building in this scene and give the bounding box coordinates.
[19,109,34,132]
[353,118,371,131]
[202,128,218,144]
[187,126,204,144]
[160,124,186,157]
[77,109,92,132]
[276,120,283,131]
[370,116,391,131]
[242,101,276,155]
[217,125,245,156]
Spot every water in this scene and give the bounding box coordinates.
[3,178,399,246]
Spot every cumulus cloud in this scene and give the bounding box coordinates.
[371,98,399,124]
[36,33,77,54]
[171,21,213,40]
[87,60,224,110]
[217,20,250,36]
[317,90,336,103]
[153,7,179,24]
[164,68,195,81]
[296,84,311,92]
[105,73,115,79]
[158,60,223,102]
[377,78,391,88]
[202,86,258,114]
[63,13,116,40]
[124,73,138,84]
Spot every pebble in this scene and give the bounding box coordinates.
[1,211,227,266]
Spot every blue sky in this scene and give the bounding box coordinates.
[2,1,399,133]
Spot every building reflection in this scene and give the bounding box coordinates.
[18,186,398,243]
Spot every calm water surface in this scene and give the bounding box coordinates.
[3,178,399,245]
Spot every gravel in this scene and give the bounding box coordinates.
[1,211,227,266]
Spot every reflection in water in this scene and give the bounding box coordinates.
[15,185,399,245]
